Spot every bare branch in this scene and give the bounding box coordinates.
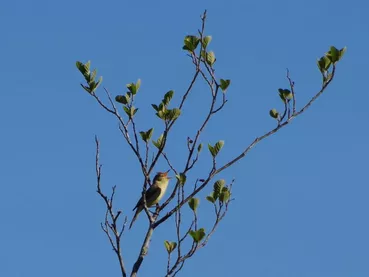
[130,226,154,277]
[95,137,127,277]
[144,141,149,169]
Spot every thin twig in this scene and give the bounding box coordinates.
[162,152,178,175]
[286,69,296,114]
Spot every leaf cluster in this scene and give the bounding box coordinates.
[76,61,103,94]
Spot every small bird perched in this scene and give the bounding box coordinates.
[129,171,171,229]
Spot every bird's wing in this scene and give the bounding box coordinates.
[145,185,162,205]
[132,185,162,210]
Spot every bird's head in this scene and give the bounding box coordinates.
[155,170,172,181]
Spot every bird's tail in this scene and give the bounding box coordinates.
[129,208,141,229]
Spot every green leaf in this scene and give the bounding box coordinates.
[127,79,141,95]
[209,191,218,201]
[145,128,154,141]
[317,56,332,73]
[88,77,102,93]
[136,79,141,91]
[183,35,200,52]
[165,108,181,121]
[163,90,174,107]
[278,89,284,99]
[326,46,340,63]
[322,56,331,70]
[123,106,137,118]
[206,195,215,203]
[89,81,97,91]
[220,79,231,92]
[208,140,224,158]
[90,69,97,82]
[151,104,159,111]
[189,228,206,243]
[164,240,177,254]
[158,103,166,112]
[156,110,164,120]
[197,143,203,152]
[219,187,231,203]
[325,46,347,64]
[152,134,164,149]
[139,131,146,142]
[126,83,135,95]
[206,51,216,66]
[202,36,212,48]
[213,179,225,199]
[269,109,279,119]
[115,95,128,105]
[278,89,292,102]
[175,173,187,186]
[95,76,103,90]
[126,93,131,103]
[208,145,214,155]
[84,60,91,71]
[76,61,90,76]
[188,198,199,212]
[214,140,224,153]
[76,61,85,74]
[339,46,347,60]
[123,106,130,117]
[132,107,138,116]
[139,128,154,143]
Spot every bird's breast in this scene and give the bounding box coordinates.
[156,181,169,203]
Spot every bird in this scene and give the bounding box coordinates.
[129,170,171,229]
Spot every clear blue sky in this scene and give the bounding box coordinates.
[1,0,368,276]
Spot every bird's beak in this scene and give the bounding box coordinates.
[165,169,171,178]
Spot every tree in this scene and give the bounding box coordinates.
[76,10,345,277]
